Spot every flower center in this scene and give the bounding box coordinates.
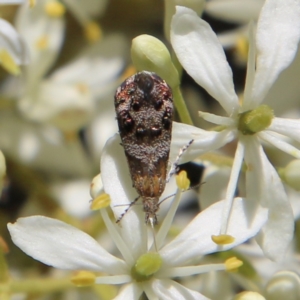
[131,252,162,282]
[237,105,274,135]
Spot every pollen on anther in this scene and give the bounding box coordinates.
[71,270,96,287]
[176,170,190,190]
[84,22,102,43]
[45,1,66,18]
[211,234,235,245]
[91,193,111,210]
[225,257,243,272]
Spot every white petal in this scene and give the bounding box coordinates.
[0,0,24,3]
[151,279,209,300]
[242,22,257,110]
[88,106,118,157]
[90,173,104,199]
[49,34,127,99]
[171,6,239,115]
[16,0,65,87]
[170,121,235,164]
[259,131,300,159]
[160,197,267,266]
[101,134,148,259]
[268,117,300,144]
[51,179,92,218]
[205,0,264,23]
[114,283,143,300]
[8,216,127,273]
[198,111,235,126]
[199,163,231,209]
[0,114,92,176]
[18,80,94,131]
[220,140,245,234]
[163,0,205,41]
[250,0,300,106]
[0,18,29,64]
[243,137,294,261]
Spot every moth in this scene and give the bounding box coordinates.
[114,71,173,225]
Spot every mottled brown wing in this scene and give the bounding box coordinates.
[114,71,173,198]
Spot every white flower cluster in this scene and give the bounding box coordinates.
[3,0,300,299]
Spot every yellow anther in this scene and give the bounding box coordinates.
[91,193,111,210]
[71,270,96,287]
[84,21,102,43]
[225,257,243,272]
[0,50,21,75]
[36,36,49,50]
[76,83,89,94]
[176,170,190,190]
[211,234,235,245]
[29,0,36,8]
[45,1,66,18]
[235,36,249,65]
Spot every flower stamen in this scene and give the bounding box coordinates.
[84,22,102,43]
[176,170,190,190]
[91,193,111,210]
[45,1,66,18]
[71,270,96,286]
[0,50,20,75]
[225,257,243,272]
[212,234,235,245]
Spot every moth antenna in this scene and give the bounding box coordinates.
[158,192,177,206]
[167,139,194,182]
[158,182,205,206]
[116,195,140,223]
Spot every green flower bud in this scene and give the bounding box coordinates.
[131,34,180,88]
[279,160,300,191]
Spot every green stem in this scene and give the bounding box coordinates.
[173,86,193,125]
[0,250,9,283]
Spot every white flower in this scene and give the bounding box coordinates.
[51,178,92,218]
[0,0,29,75]
[7,132,267,300]
[18,34,125,132]
[15,0,65,89]
[170,1,300,261]
[2,0,126,133]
